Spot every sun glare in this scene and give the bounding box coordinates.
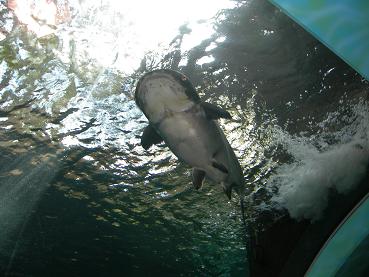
[65,0,235,73]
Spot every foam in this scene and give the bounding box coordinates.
[269,101,369,221]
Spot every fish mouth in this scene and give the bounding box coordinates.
[135,69,178,108]
[137,69,186,84]
[135,69,200,109]
[135,69,197,122]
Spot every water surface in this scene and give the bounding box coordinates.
[1,0,368,276]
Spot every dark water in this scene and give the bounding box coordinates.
[1,0,369,276]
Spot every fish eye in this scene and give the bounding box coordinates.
[181,76,187,81]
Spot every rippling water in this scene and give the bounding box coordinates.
[1,0,369,276]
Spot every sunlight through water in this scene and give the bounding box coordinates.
[58,0,236,73]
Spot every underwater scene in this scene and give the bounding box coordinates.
[1,0,368,276]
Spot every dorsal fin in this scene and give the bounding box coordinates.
[212,161,229,174]
[201,102,232,120]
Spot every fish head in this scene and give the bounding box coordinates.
[135,69,200,123]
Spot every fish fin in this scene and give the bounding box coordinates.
[192,168,206,190]
[222,183,232,200]
[212,161,229,174]
[201,102,232,120]
[141,124,164,150]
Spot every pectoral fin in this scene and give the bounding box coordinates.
[201,102,232,120]
[141,124,164,150]
[192,168,206,190]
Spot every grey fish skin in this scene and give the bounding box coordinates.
[135,69,244,199]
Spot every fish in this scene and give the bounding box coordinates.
[135,69,244,199]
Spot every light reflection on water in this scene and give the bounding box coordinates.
[0,0,369,276]
[56,0,236,74]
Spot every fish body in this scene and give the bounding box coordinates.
[135,69,244,198]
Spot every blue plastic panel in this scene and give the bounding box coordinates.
[269,0,369,81]
[305,193,369,277]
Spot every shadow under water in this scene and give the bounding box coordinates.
[0,0,369,276]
